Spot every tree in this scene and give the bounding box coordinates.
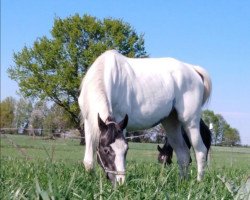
[7,14,147,144]
[202,109,241,146]
[43,103,75,134]
[222,125,240,146]
[0,97,16,129]
[14,97,33,129]
[202,110,221,145]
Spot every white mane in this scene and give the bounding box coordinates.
[78,50,118,143]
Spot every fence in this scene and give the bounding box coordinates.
[0,128,162,141]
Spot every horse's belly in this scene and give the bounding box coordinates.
[126,102,174,131]
[114,90,174,131]
[111,64,176,131]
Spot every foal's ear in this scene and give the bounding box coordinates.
[98,113,107,132]
[118,114,128,130]
[157,145,163,152]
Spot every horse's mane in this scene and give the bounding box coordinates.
[79,57,106,116]
[78,51,117,143]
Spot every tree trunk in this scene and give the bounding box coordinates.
[78,126,85,145]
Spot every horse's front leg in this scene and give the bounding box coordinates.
[162,112,190,179]
[168,134,190,179]
[83,120,95,171]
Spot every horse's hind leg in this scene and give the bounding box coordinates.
[183,120,207,181]
[175,87,208,181]
[161,111,190,179]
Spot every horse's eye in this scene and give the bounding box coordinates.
[103,147,110,154]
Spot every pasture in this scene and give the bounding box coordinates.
[1,134,250,199]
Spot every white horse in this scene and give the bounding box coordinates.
[78,50,212,184]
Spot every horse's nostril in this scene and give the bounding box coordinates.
[116,175,125,185]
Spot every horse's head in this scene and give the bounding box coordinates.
[97,113,128,185]
[157,140,173,165]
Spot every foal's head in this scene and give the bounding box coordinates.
[158,133,193,166]
[97,114,128,185]
[157,138,173,165]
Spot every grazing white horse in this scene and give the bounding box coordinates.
[78,50,212,184]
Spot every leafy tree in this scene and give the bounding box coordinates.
[29,101,49,135]
[14,97,33,129]
[202,110,241,146]
[222,125,240,146]
[7,14,147,144]
[202,110,221,145]
[43,103,75,134]
[0,97,16,129]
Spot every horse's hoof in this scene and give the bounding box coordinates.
[197,175,203,182]
[83,161,93,171]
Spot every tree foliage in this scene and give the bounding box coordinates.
[202,110,241,146]
[222,125,241,146]
[43,103,75,133]
[7,14,147,143]
[0,97,79,136]
[14,97,33,129]
[0,97,16,128]
[29,101,49,130]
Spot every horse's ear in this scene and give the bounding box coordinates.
[157,145,163,152]
[98,113,107,133]
[119,114,128,130]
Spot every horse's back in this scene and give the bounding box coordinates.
[79,50,209,129]
[120,55,207,128]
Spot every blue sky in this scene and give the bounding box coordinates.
[1,0,250,144]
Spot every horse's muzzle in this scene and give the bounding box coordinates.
[116,174,125,185]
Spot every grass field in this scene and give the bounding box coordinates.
[1,134,250,199]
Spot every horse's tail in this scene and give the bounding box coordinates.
[193,66,212,105]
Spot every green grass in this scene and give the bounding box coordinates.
[1,134,250,199]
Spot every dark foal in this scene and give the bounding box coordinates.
[157,119,211,166]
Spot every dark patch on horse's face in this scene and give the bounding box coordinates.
[97,142,116,183]
[97,114,128,184]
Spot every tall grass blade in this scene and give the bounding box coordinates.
[65,170,76,198]
[35,176,50,200]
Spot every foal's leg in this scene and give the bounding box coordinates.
[83,119,95,171]
[161,111,190,179]
[183,119,207,181]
